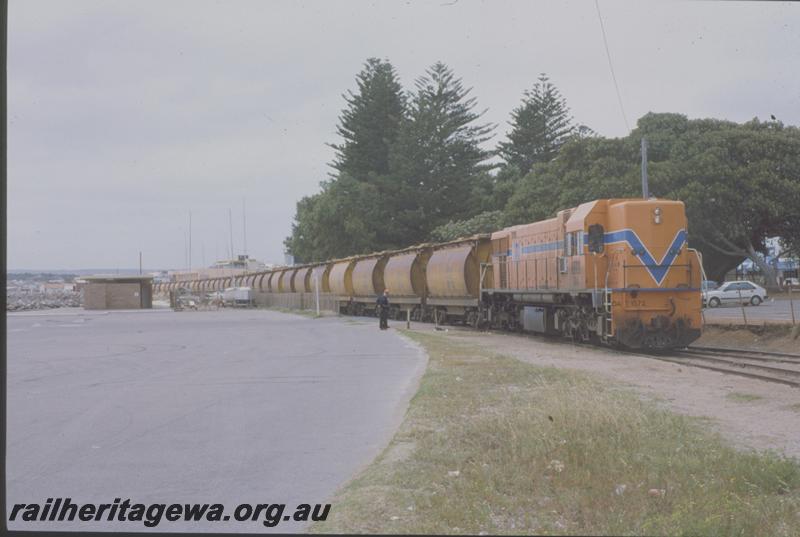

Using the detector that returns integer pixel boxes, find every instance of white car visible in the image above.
[704,280,768,308]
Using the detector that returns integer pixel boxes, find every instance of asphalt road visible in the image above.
[6,308,427,532]
[702,297,799,324]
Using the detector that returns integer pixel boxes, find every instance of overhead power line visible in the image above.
[594,0,630,132]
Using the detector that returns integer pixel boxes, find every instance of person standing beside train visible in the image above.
[376,289,390,330]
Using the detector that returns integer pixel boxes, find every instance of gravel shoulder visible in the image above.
[410,323,800,459]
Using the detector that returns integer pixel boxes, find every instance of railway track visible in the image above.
[652,346,800,388]
[513,329,800,388]
[358,315,800,388]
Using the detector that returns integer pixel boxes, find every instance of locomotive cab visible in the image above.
[599,199,702,349]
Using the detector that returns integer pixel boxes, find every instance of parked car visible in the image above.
[222,287,255,307]
[704,280,768,308]
[175,294,199,311]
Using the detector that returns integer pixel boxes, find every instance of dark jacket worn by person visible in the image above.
[377,295,389,329]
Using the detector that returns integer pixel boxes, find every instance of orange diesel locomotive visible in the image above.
[486,198,703,349]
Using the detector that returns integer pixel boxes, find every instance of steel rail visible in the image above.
[648,353,800,389]
[674,351,800,377]
[687,345,800,361]
[681,347,800,366]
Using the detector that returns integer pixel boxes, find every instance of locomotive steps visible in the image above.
[313,328,800,536]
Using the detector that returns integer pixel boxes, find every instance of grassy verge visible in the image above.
[313,331,800,536]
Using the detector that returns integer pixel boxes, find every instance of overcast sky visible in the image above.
[8,0,800,270]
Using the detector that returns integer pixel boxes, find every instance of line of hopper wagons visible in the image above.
[156,234,494,327]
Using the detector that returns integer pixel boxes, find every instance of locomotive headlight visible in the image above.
[654,207,662,224]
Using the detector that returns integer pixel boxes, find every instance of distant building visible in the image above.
[83,275,153,310]
[150,270,171,284]
[168,255,272,282]
[210,255,268,272]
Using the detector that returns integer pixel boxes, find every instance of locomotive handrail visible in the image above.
[479,262,490,324]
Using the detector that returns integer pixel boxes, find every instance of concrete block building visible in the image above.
[83,275,153,310]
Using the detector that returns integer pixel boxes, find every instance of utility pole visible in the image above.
[228,208,235,260]
[189,211,192,273]
[242,197,248,257]
[315,271,320,316]
[641,137,649,199]
[242,198,248,283]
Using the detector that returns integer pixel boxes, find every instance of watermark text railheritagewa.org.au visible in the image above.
[9,498,330,528]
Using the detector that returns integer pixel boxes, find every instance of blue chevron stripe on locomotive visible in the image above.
[499,228,687,286]
[600,228,688,286]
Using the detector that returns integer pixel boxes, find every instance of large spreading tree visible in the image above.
[661,117,800,288]
[504,113,800,287]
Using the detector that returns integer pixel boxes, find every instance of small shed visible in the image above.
[83,275,153,310]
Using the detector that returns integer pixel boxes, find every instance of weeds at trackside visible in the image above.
[261,307,322,318]
[312,331,800,536]
[726,392,764,403]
